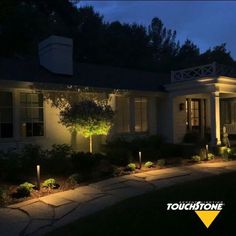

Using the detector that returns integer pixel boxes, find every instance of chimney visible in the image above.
[39,35,73,75]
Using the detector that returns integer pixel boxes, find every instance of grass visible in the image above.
[48,171,236,236]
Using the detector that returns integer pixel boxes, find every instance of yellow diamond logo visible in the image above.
[195,211,221,228]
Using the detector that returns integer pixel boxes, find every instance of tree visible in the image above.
[148,17,179,72]
[60,100,114,153]
[200,43,235,65]
[176,39,200,68]
[0,0,79,56]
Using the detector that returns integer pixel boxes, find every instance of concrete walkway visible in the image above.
[1,160,236,236]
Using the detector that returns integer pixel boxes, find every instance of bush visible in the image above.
[42,178,57,189]
[144,161,155,168]
[104,135,164,166]
[13,186,31,198]
[67,173,80,186]
[192,155,201,162]
[157,159,166,167]
[1,149,22,182]
[126,163,136,171]
[71,152,103,171]
[103,145,132,166]
[45,144,73,175]
[219,147,232,161]
[207,152,215,160]
[0,187,6,206]
[19,182,35,192]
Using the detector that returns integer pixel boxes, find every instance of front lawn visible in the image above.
[48,171,236,236]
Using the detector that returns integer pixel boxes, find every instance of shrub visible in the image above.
[71,152,102,171]
[12,181,35,198]
[42,178,57,189]
[67,173,80,186]
[126,163,136,171]
[49,144,72,159]
[45,144,73,175]
[144,161,155,168]
[157,159,166,167]
[192,155,201,162]
[19,182,35,192]
[1,149,22,182]
[207,152,215,160]
[13,186,31,198]
[103,144,132,166]
[104,135,164,166]
[19,144,47,177]
[0,187,6,206]
[219,147,232,161]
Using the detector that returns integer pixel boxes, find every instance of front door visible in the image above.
[186,99,205,133]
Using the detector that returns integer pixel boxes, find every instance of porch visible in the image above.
[166,62,236,145]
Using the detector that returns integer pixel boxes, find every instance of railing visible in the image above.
[171,62,236,83]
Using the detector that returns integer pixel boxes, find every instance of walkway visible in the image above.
[1,160,236,236]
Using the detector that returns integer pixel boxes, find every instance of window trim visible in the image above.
[19,92,45,138]
[115,95,130,133]
[134,97,149,133]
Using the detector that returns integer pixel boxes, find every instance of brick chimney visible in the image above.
[39,35,73,75]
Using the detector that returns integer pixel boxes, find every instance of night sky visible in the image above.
[79,1,236,59]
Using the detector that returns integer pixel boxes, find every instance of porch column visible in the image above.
[210,92,221,145]
[200,99,205,138]
[187,98,192,131]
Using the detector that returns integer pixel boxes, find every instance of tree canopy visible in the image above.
[60,100,114,152]
[0,0,235,72]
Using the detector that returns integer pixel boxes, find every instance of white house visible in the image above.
[0,35,236,152]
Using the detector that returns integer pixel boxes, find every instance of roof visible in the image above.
[0,57,170,92]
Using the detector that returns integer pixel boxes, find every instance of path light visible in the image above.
[139,151,142,169]
[36,165,41,190]
[205,144,209,160]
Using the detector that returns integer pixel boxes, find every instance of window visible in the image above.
[186,99,203,132]
[134,97,148,132]
[0,92,13,138]
[221,100,231,124]
[20,93,44,137]
[191,99,200,128]
[116,96,130,132]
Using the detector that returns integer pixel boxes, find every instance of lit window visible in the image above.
[134,97,148,132]
[20,93,44,137]
[0,92,13,138]
[116,96,130,132]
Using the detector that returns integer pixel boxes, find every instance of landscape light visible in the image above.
[139,151,142,169]
[36,165,41,190]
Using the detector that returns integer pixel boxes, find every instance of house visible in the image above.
[0,35,236,152]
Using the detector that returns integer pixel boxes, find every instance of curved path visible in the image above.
[1,160,236,236]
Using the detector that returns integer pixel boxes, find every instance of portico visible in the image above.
[166,62,236,146]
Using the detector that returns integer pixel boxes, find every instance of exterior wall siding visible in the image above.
[0,88,163,152]
[173,96,186,143]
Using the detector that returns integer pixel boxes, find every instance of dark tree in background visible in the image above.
[0,0,235,72]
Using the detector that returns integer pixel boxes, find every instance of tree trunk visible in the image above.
[89,135,93,153]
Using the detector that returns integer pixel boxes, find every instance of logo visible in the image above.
[167,201,224,228]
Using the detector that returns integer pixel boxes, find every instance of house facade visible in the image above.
[0,35,236,152]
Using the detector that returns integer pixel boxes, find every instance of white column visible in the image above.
[187,98,192,131]
[200,99,205,138]
[210,92,221,145]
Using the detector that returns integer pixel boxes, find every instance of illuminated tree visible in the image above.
[60,100,114,153]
